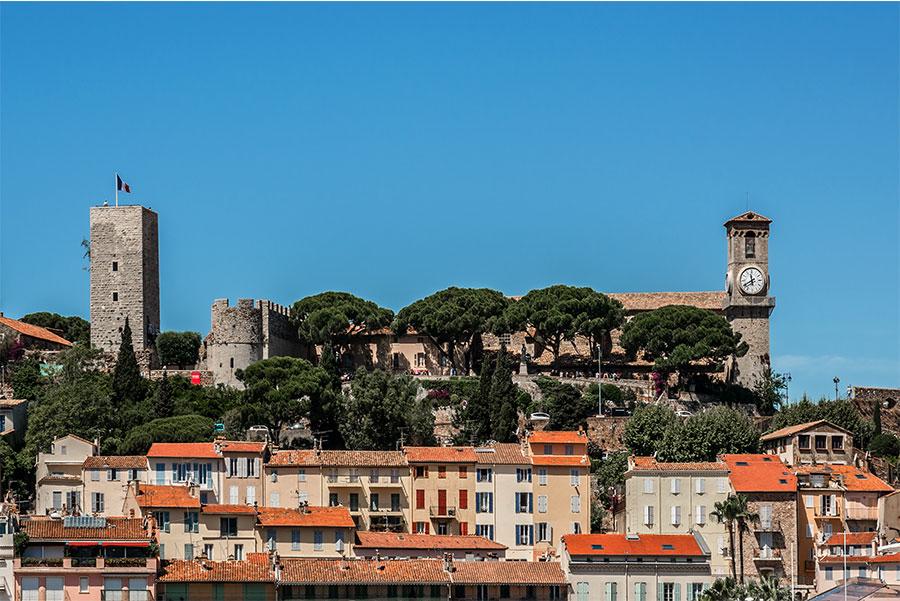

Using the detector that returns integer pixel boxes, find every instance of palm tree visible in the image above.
[712,494,760,584]
[700,577,743,601]
[747,576,790,601]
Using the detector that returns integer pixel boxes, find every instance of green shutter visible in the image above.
[243,583,267,601]
[658,583,665,601]
[162,583,188,600]
[213,583,224,601]
[674,584,681,601]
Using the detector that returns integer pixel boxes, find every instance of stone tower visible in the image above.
[723,211,775,387]
[89,205,160,369]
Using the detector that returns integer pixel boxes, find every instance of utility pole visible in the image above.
[833,376,841,401]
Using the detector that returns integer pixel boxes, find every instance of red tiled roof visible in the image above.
[355,532,506,551]
[721,454,796,493]
[0,399,26,408]
[607,292,726,312]
[631,457,727,472]
[451,561,567,585]
[530,455,589,467]
[529,431,586,444]
[0,316,73,347]
[158,559,275,583]
[21,517,148,541]
[267,450,319,467]
[825,532,877,547]
[218,441,266,454]
[404,446,477,463]
[147,442,218,459]
[822,465,894,493]
[201,504,257,515]
[319,450,407,467]
[563,533,706,557]
[870,553,900,564]
[280,558,449,584]
[83,456,148,469]
[256,506,354,528]
[135,484,201,509]
[474,443,527,465]
[760,420,842,442]
[819,555,871,564]
[724,211,773,226]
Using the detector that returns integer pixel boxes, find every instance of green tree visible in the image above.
[455,352,497,445]
[752,369,788,416]
[769,396,874,451]
[394,287,510,374]
[711,494,758,583]
[9,356,42,401]
[20,312,90,345]
[111,318,147,406]
[658,407,760,462]
[593,451,628,504]
[153,372,174,418]
[869,433,900,459]
[341,369,434,450]
[874,401,882,436]
[700,578,743,601]
[583,383,626,414]
[623,404,677,456]
[490,346,519,443]
[746,577,791,601]
[533,377,597,431]
[620,305,747,384]
[238,356,332,443]
[165,375,243,419]
[155,331,202,369]
[502,285,624,369]
[291,292,393,353]
[118,414,215,455]
[310,347,345,449]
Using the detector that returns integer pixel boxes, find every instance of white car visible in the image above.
[675,410,693,418]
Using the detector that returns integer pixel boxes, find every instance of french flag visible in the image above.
[116,174,131,193]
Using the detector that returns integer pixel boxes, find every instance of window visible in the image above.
[459,466,467,479]
[107,468,118,481]
[745,233,756,258]
[91,492,105,514]
[573,522,582,534]
[476,468,492,482]
[184,544,194,560]
[689,583,704,601]
[538,468,548,485]
[544,444,553,455]
[220,517,238,537]
[475,524,494,540]
[799,435,811,450]
[459,490,468,510]
[414,522,428,534]
[52,491,62,510]
[634,582,647,601]
[644,478,654,494]
[833,436,844,450]
[516,524,534,546]
[571,495,582,513]
[229,486,239,504]
[112,292,119,302]
[517,468,532,483]
[576,582,590,601]
[662,583,676,601]
[605,582,618,601]
[515,492,533,513]
[270,492,280,506]
[415,353,426,368]
[644,505,654,526]
[825,567,833,581]
[312,531,323,552]
[499,333,511,345]
[246,486,256,505]
[233,544,243,561]
[416,490,425,510]
[696,505,706,525]
[717,478,727,493]
[500,585,510,599]
[203,544,213,560]
[438,466,446,479]
[759,504,773,529]
[184,511,199,533]
[292,528,301,551]
[476,492,493,514]
[80,577,89,593]
[415,466,427,478]
[91,469,100,482]
[537,495,548,513]
[370,493,380,511]
[269,528,280,552]
[570,469,580,486]
[349,493,359,512]
[565,444,574,456]
[112,261,118,272]
[671,478,681,494]
[391,494,401,512]
[328,493,339,507]
[815,435,827,451]
[671,505,681,526]
[550,586,562,601]
[537,522,550,542]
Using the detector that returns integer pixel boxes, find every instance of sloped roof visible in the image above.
[135,484,201,509]
[319,450,407,467]
[631,457,728,472]
[158,559,275,583]
[760,420,848,442]
[724,211,772,226]
[474,443,527,465]
[563,533,706,557]
[267,449,319,467]
[451,561,567,585]
[147,442,218,459]
[21,516,148,541]
[201,504,258,515]
[256,506,354,528]
[355,532,506,551]
[529,431,586,445]
[798,464,894,493]
[825,532,877,547]
[721,454,796,493]
[404,446,477,463]
[280,558,449,584]
[83,456,148,469]
[0,316,73,347]
[218,441,266,454]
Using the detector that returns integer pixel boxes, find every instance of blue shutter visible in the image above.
[528,525,534,545]
[489,493,493,513]
[528,493,533,513]
[515,493,520,514]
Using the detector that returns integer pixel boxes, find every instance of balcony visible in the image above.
[101,592,154,601]
[754,519,781,532]
[430,505,457,518]
[326,476,363,487]
[368,477,404,488]
[844,507,878,521]
[15,557,158,572]
[754,547,783,562]
[370,506,404,516]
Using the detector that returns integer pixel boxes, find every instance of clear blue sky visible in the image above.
[2,3,897,400]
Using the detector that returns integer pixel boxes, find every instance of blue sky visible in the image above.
[1,3,897,400]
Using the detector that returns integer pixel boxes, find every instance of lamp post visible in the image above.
[784,372,792,406]
[833,376,840,401]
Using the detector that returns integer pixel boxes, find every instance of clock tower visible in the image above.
[723,211,775,387]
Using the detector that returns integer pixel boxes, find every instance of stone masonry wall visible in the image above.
[737,494,798,585]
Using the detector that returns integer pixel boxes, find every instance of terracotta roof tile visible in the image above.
[280,558,449,584]
[799,464,894,493]
[607,292,726,312]
[529,431,586,444]
[631,457,728,472]
[721,454,796,493]
[451,561,567,585]
[825,532,877,546]
[869,553,900,564]
[201,504,258,515]
[320,450,407,467]
[474,443,527,465]
[0,399,26,408]
[355,532,506,551]
[563,533,706,557]
[760,420,842,442]
[147,442,218,459]
[404,446,477,463]
[159,559,275,583]
[256,506,354,528]
[267,450,319,467]
[219,441,266,454]
[135,484,201,509]
[22,516,148,541]
[819,555,871,564]
[83,456,148,469]
[530,455,589,467]
[0,316,73,347]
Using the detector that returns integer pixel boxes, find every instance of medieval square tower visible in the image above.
[89,205,160,368]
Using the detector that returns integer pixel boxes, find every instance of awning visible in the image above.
[67,541,100,547]
[101,541,150,547]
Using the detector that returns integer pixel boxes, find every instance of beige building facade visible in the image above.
[761,420,854,467]
[35,435,97,515]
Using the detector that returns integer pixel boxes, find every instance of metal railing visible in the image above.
[844,507,878,520]
[429,505,457,517]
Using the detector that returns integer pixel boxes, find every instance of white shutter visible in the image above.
[246,486,256,505]
[270,492,280,506]
[229,486,238,504]
[644,505,654,526]
[538,495,548,513]
[671,505,681,526]
[696,505,706,525]
[671,479,680,494]
[695,478,705,494]
[644,478,654,494]
[254,458,261,477]
[225,459,232,477]
[717,478,727,493]
[830,495,837,516]
[760,505,772,528]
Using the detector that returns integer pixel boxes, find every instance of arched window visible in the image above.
[745,232,756,258]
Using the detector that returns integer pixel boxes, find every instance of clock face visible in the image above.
[739,267,765,295]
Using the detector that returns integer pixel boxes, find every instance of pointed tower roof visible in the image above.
[724,211,772,227]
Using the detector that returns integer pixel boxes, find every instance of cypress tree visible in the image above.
[154,371,173,418]
[874,401,882,436]
[459,350,496,445]
[112,318,146,406]
[490,344,519,443]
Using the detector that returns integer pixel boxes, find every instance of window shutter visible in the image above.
[528,493,533,513]
[671,479,680,494]
[225,460,231,477]
[830,495,837,516]
[674,584,681,601]
[696,478,705,494]
[254,458,261,477]
[658,583,664,601]
[424,522,429,534]
[634,583,642,601]
[529,525,534,545]
[489,493,493,513]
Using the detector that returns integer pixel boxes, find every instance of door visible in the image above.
[128,577,148,601]
[45,577,64,601]
[104,578,123,601]
[20,577,39,601]
[438,489,447,514]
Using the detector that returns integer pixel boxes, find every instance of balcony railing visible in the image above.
[19,557,64,567]
[814,506,840,518]
[70,557,98,567]
[326,475,363,486]
[430,505,457,518]
[105,557,149,568]
[844,507,878,520]
[754,547,782,561]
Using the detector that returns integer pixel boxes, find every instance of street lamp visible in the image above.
[784,373,792,406]
[833,376,840,401]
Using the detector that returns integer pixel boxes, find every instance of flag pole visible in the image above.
[115,172,119,207]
